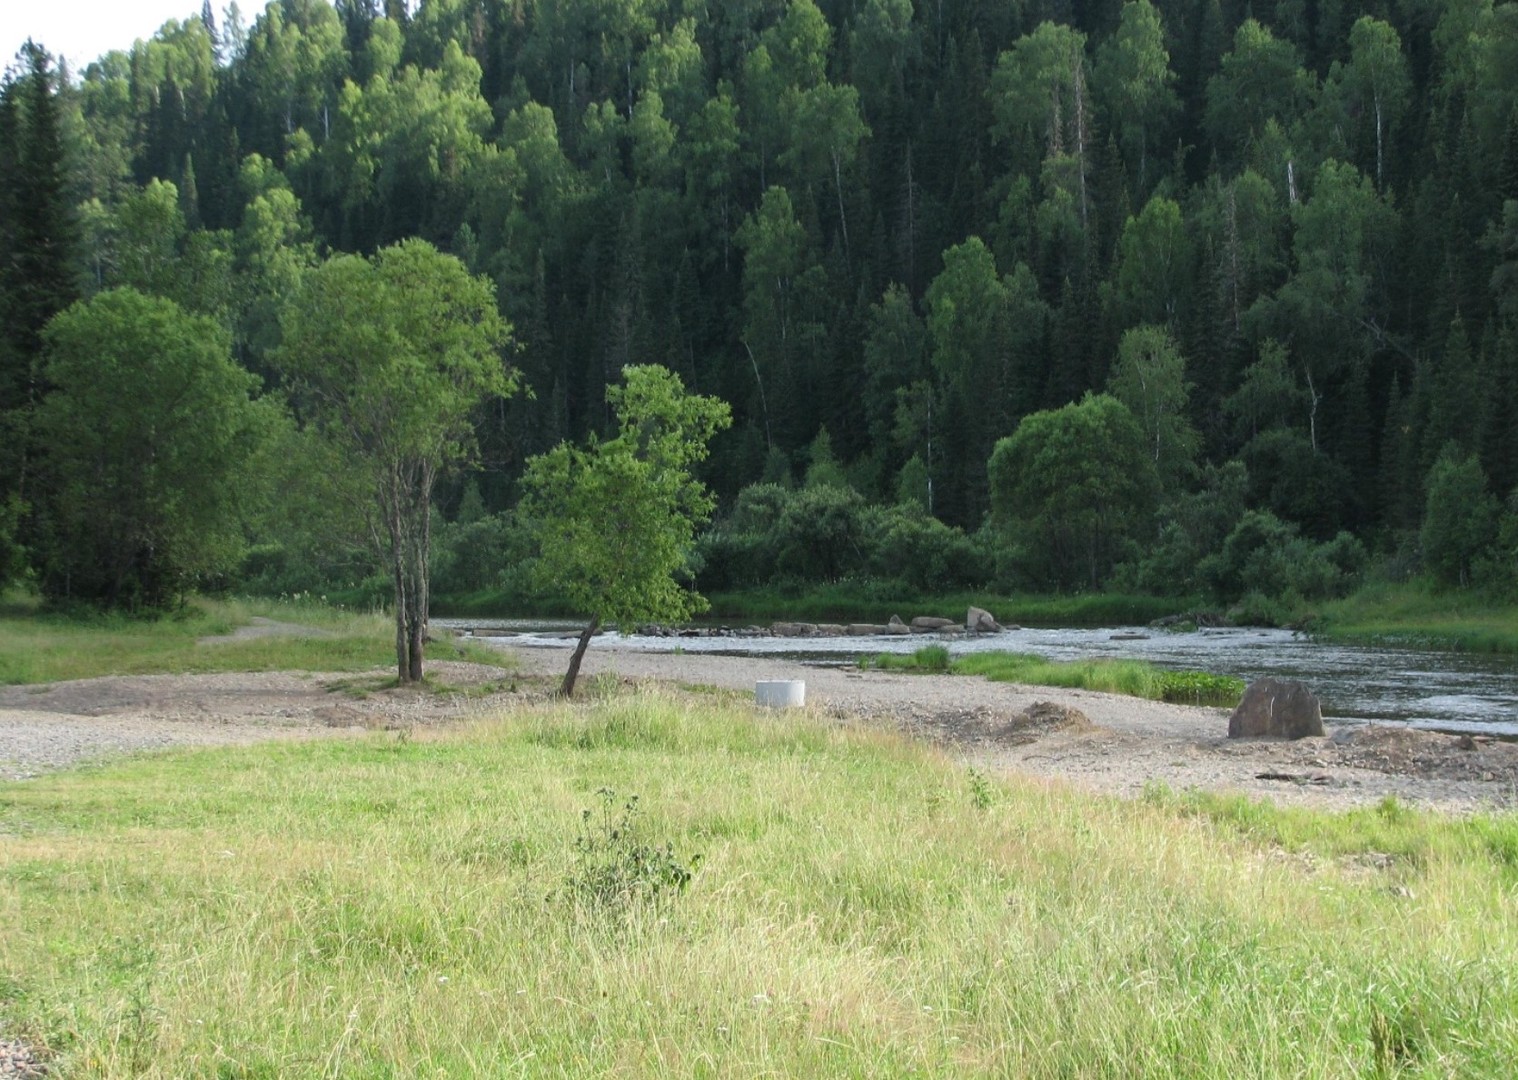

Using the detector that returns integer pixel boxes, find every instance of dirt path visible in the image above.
[3,644,1515,813]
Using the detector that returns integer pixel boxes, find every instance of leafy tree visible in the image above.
[1421,445,1500,588]
[34,288,268,609]
[774,483,869,583]
[1205,20,1316,168]
[1326,16,1410,192]
[988,393,1159,590]
[520,365,730,696]
[1107,324,1198,488]
[274,239,514,683]
[1112,195,1190,327]
[1093,0,1177,193]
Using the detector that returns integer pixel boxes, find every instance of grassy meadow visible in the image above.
[3,685,1516,1076]
[0,594,504,686]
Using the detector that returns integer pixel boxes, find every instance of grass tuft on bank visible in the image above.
[867,647,1245,707]
[2,686,1515,1076]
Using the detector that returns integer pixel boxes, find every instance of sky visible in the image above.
[3,0,277,76]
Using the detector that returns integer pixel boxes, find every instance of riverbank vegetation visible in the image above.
[1309,583,1518,654]
[5,0,1518,652]
[866,646,1245,706]
[3,686,1516,1075]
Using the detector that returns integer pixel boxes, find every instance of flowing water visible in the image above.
[440,618,1518,737]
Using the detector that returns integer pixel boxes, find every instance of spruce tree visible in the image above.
[0,43,78,518]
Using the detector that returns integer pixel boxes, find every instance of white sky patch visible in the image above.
[2,0,277,77]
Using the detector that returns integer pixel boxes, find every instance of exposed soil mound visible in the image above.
[999,701,1094,744]
[1310,726,1518,784]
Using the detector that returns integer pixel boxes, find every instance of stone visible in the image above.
[910,615,956,632]
[847,623,888,636]
[886,615,911,636]
[771,622,820,637]
[966,606,1001,633]
[816,624,846,636]
[1227,678,1325,739]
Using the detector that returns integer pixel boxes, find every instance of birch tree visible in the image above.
[274,239,514,683]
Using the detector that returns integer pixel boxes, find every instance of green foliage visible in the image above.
[988,394,1159,591]
[34,288,268,610]
[521,365,730,692]
[700,484,988,595]
[1155,671,1247,707]
[274,239,515,681]
[20,0,1518,620]
[1421,446,1500,589]
[864,644,950,673]
[1200,510,1366,608]
[866,648,1240,705]
[1107,324,1198,487]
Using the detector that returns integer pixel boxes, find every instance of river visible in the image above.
[438,618,1518,737]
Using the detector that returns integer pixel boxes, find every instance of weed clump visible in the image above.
[559,789,699,915]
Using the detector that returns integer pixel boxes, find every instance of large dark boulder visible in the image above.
[1228,678,1325,739]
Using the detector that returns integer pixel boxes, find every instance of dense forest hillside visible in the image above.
[2,0,1517,609]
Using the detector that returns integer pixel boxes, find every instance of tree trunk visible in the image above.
[833,149,850,258]
[385,459,434,684]
[561,615,601,697]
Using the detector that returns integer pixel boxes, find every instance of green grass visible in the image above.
[1142,782,1518,877]
[2,687,1516,1076]
[0,594,509,685]
[1312,580,1518,653]
[867,648,1245,707]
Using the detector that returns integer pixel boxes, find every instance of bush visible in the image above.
[431,510,536,597]
[866,507,988,593]
[1201,511,1365,606]
[775,485,869,582]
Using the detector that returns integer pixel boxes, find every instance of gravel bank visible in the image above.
[2,649,1514,812]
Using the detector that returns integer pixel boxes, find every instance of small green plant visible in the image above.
[967,768,994,811]
[560,789,700,914]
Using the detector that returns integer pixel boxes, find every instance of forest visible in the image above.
[2,0,1517,619]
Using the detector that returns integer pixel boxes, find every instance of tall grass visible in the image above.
[3,687,1514,1076]
[0,595,506,685]
[1313,580,1518,653]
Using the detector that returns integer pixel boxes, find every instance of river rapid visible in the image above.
[440,619,1518,737]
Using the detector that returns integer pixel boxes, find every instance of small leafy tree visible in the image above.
[1421,446,1499,588]
[521,365,731,696]
[274,239,514,682]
